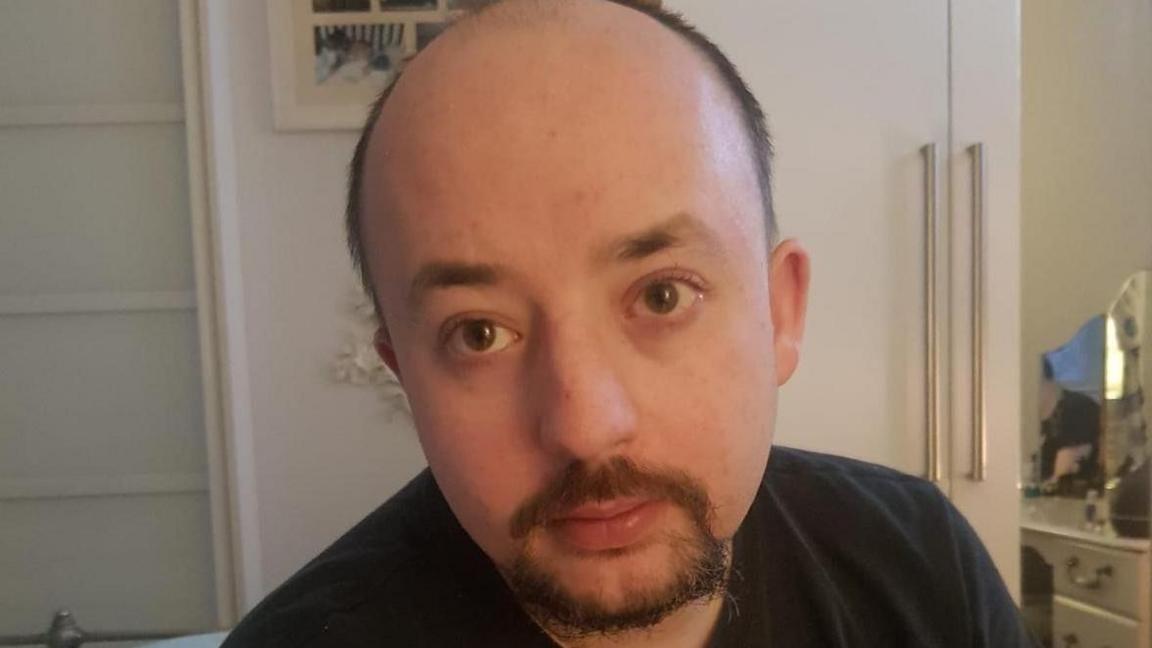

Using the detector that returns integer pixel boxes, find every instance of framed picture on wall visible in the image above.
[267,0,461,130]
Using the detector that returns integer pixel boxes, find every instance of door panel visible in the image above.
[949,0,1022,594]
[664,0,949,477]
[0,0,219,639]
[0,310,206,481]
[0,495,216,631]
[0,0,182,107]
[0,124,194,295]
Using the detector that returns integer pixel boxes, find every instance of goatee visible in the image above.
[503,456,731,639]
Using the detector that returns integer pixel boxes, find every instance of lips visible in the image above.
[548,498,668,552]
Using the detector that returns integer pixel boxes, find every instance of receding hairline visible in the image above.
[451,0,667,28]
[375,0,725,133]
[346,0,776,318]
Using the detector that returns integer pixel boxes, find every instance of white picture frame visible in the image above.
[267,0,460,130]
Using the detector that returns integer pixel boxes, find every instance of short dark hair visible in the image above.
[345,0,775,318]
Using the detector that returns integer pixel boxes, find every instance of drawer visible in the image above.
[1053,595,1143,648]
[1049,539,1149,619]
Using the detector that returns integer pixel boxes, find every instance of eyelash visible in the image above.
[437,269,710,353]
[437,312,514,350]
[634,268,710,306]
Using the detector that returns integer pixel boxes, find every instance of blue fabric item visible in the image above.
[141,632,229,648]
[1044,314,1105,403]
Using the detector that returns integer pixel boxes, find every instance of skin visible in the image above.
[361,1,810,645]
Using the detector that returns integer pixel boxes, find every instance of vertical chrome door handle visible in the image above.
[922,143,942,483]
[969,143,987,482]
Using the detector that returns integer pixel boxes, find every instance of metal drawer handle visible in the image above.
[1065,556,1113,589]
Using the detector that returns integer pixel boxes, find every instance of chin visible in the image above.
[504,519,730,637]
[537,535,688,610]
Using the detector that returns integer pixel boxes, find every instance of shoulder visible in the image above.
[1063,389,1099,408]
[766,445,925,481]
[765,445,943,510]
[760,449,950,597]
[1062,390,1101,422]
[221,470,463,648]
[757,447,1033,646]
[762,446,961,565]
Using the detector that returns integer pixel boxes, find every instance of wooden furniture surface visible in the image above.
[1025,523,1152,648]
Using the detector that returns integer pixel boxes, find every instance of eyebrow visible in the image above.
[405,212,722,311]
[407,261,506,311]
[599,211,724,263]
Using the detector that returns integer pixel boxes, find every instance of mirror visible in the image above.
[1023,270,1152,532]
[1034,315,1105,495]
[1103,272,1151,473]
[1103,271,1152,536]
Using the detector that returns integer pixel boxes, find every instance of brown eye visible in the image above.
[448,319,518,356]
[643,281,681,315]
[462,320,495,351]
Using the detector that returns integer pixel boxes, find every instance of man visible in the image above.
[1038,357,1101,493]
[224,0,1033,645]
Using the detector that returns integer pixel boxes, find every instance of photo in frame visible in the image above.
[268,0,462,130]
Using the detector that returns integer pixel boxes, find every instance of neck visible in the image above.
[545,594,727,648]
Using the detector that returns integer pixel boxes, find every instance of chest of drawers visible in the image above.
[1023,523,1152,647]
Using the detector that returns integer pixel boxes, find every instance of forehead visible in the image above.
[360,1,762,305]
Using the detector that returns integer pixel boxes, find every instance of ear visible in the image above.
[768,239,811,386]
[374,325,403,382]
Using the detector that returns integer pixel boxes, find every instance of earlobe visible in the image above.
[768,239,811,386]
[374,325,403,381]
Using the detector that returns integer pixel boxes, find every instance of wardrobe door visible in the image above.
[949,0,1022,594]
[665,1,950,483]
[0,0,228,639]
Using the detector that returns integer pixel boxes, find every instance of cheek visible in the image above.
[653,295,777,537]
[400,358,542,563]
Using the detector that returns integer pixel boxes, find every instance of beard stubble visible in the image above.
[502,456,731,639]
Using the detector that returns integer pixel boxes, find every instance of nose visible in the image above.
[527,317,639,463]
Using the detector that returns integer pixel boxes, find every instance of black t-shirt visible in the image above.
[1039,389,1101,481]
[222,447,1035,647]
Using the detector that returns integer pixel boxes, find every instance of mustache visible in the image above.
[509,456,714,540]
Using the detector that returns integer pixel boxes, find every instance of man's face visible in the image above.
[361,1,806,634]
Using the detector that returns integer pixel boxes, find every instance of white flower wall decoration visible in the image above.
[332,287,411,415]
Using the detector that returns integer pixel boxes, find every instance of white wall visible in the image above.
[200,0,426,609]
[1021,1,1152,462]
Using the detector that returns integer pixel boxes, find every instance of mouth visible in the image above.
[548,497,668,553]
